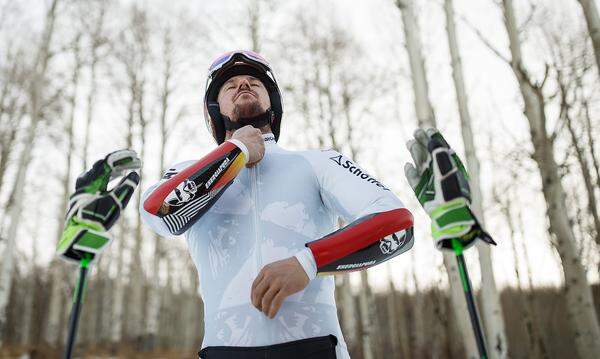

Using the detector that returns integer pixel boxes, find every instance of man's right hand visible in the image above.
[57,150,141,263]
[231,125,265,167]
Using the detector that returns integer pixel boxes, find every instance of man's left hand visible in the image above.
[404,128,495,251]
[251,257,309,319]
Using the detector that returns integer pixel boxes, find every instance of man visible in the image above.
[140,51,415,358]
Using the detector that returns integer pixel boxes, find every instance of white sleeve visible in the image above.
[139,160,196,237]
[303,149,405,222]
[295,150,407,280]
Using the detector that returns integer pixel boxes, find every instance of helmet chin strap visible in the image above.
[222,108,273,132]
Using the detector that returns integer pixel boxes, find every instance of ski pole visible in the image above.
[452,239,488,359]
[64,255,91,359]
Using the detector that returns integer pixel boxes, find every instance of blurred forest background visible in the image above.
[1,0,600,358]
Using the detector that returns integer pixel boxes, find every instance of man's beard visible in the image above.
[232,100,264,121]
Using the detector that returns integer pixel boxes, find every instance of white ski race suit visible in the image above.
[140,133,413,358]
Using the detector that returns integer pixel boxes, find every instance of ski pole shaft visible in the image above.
[452,240,488,359]
[64,257,91,359]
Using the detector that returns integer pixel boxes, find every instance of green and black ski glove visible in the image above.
[57,150,142,263]
[404,128,496,251]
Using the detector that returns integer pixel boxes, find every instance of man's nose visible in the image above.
[238,78,252,90]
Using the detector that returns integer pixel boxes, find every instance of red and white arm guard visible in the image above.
[294,149,416,278]
[296,208,414,277]
[143,139,248,235]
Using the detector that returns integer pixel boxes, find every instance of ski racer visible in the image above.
[140,50,415,359]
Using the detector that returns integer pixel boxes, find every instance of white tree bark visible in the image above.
[92,258,107,344]
[248,0,261,52]
[395,0,479,356]
[577,0,600,73]
[397,0,435,125]
[502,1,600,357]
[128,85,146,345]
[20,224,40,346]
[339,274,358,351]
[109,222,127,345]
[358,270,374,359]
[145,28,174,346]
[514,203,549,358]
[443,0,508,357]
[116,7,151,343]
[82,2,106,170]
[385,263,400,358]
[0,0,60,344]
[110,117,135,345]
[410,255,426,357]
[45,33,84,348]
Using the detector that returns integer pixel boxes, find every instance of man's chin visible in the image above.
[233,101,264,120]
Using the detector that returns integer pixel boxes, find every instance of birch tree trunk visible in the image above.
[514,203,548,358]
[410,255,425,357]
[396,0,435,125]
[248,0,261,52]
[20,218,41,346]
[358,270,374,359]
[396,271,412,359]
[119,7,151,345]
[502,1,600,357]
[145,28,174,348]
[92,258,106,344]
[110,223,126,346]
[444,0,508,357]
[338,275,358,352]
[82,3,106,170]
[395,0,479,356]
[0,0,60,345]
[577,0,600,73]
[47,32,83,348]
[55,33,81,287]
[110,98,136,346]
[385,263,400,358]
[129,82,147,348]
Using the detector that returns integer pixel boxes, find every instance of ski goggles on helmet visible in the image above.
[205,50,279,93]
[208,50,269,74]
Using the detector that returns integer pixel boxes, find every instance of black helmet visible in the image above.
[204,50,283,144]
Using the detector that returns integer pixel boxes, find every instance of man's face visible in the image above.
[217,75,271,121]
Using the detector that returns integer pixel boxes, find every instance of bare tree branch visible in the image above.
[458,13,511,64]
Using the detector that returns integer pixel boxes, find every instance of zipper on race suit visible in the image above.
[250,164,268,333]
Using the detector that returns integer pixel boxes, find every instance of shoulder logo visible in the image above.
[329,154,343,165]
[328,154,389,191]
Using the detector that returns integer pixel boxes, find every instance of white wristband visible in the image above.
[226,139,249,160]
[294,247,318,281]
